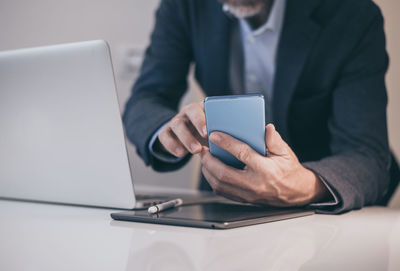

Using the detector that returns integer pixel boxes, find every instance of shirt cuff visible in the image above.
[148,122,186,163]
[309,174,340,207]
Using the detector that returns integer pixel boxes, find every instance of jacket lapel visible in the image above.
[273,0,321,143]
[202,2,233,96]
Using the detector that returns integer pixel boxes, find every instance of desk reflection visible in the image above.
[111,208,399,271]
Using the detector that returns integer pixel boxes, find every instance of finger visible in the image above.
[169,117,203,154]
[158,127,188,157]
[201,166,248,203]
[184,102,207,138]
[209,132,260,166]
[200,146,209,158]
[186,120,209,147]
[200,148,250,189]
[265,124,290,157]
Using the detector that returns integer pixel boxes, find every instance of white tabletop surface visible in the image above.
[1,199,399,271]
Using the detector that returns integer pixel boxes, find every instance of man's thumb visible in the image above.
[265,124,289,156]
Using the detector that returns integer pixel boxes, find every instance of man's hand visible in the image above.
[158,102,208,158]
[200,124,329,206]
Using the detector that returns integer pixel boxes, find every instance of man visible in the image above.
[123,0,398,213]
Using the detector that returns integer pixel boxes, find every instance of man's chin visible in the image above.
[225,3,264,19]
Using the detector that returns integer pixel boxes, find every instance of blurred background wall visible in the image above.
[0,0,398,204]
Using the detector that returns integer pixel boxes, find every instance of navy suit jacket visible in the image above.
[123,0,394,213]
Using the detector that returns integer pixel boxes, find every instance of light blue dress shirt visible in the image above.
[240,0,286,124]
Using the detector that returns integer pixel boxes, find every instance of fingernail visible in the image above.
[210,133,220,142]
[202,126,208,137]
[175,148,183,156]
[191,143,201,153]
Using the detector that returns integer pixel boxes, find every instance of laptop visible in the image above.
[0,40,313,228]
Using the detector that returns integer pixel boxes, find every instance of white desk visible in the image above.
[1,200,399,271]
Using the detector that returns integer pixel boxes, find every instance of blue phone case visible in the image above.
[204,94,266,169]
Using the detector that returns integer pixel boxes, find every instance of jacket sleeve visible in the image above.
[303,7,391,214]
[122,0,193,172]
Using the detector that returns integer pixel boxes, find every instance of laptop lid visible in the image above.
[0,40,136,209]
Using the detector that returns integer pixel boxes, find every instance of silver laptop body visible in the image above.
[0,40,136,209]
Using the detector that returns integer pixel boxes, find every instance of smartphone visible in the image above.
[204,94,266,169]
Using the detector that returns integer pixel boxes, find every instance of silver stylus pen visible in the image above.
[148,198,183,214]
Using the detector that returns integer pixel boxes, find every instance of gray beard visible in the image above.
[225,2,265,18]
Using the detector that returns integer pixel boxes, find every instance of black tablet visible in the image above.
[111,202,313,229]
